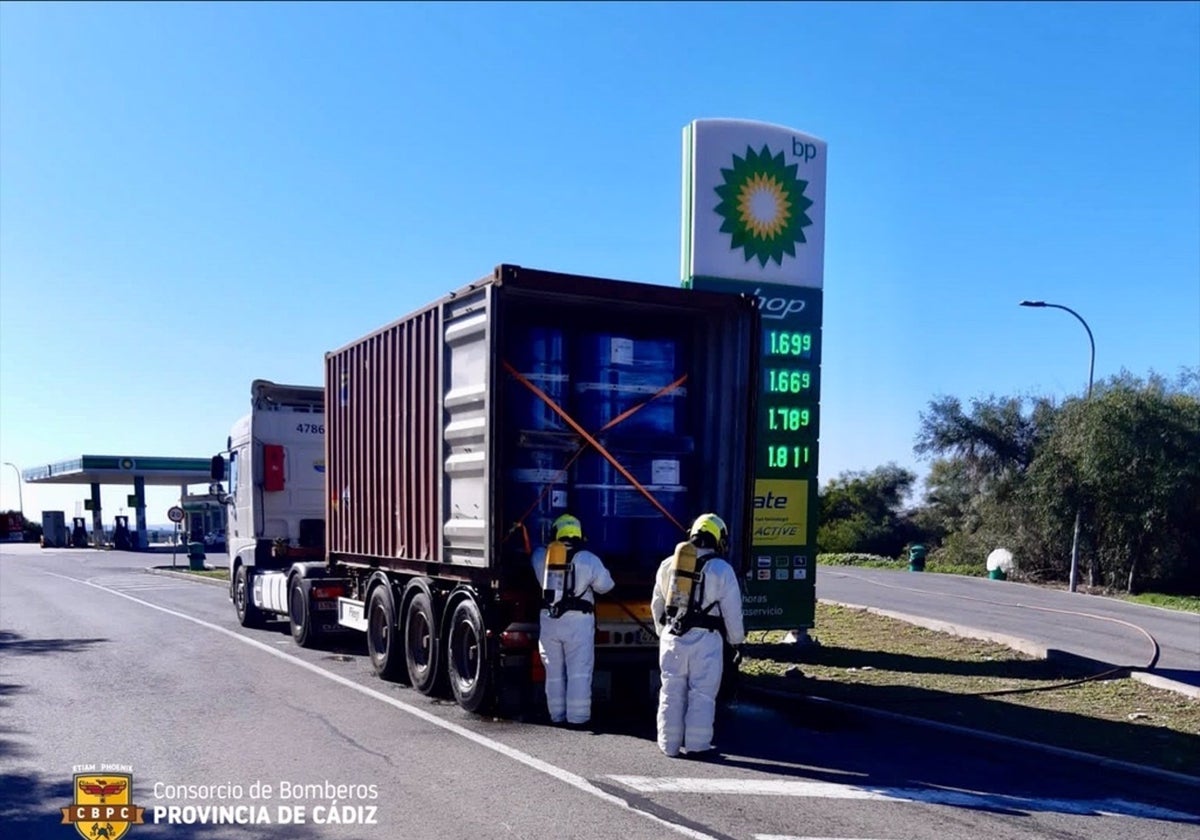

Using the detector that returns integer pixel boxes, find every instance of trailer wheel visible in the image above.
[367,585,406,681]
[447,597,492,713]
[289,575,321,649]
[404,590,442,695]
[233,565,264,628]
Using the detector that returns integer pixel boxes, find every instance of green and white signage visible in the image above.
[682,118,826,631]
[682,119,827,288]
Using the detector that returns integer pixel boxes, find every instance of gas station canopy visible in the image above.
[23,455,212,486]
[23,455,216,550]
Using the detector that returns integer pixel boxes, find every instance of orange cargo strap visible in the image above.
[531,369,688,488]
[502,360,687,535]
[505,363,689,539]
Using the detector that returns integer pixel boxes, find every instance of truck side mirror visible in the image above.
[210,455,226,481]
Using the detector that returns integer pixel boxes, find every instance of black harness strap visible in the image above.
[545,546,595,618]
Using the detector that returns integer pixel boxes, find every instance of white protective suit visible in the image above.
[651,548,745,756]
[530,544,615,724]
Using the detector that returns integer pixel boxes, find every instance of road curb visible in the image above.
[1131,670,1200,699]
[820,598,1199,699]
[738,684,1200,789]
[145,567,228,587]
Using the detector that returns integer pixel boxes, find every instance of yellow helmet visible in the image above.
[689,513,728,551]
[552,513,583,541]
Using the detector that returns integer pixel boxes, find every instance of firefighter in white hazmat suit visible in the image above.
[651,513,745,757]
[530,514,615,726]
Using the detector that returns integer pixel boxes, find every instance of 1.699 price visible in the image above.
[766,330,813,357]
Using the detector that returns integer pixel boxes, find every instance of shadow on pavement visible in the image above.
[0,630,110,657]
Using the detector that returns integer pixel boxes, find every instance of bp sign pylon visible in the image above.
[682,118,826,631]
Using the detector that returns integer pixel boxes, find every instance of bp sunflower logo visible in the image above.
[714,144,814,267]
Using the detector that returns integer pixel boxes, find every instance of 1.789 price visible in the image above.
[766,406,811,431]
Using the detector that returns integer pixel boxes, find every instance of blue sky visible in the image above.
[1,1,1197,524]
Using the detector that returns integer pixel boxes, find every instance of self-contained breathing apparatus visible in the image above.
[662,541,726,636]
[542,540,595,619]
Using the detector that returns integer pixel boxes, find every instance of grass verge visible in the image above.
[739,603,1200,777]
[167,568,230,580]
[1120,593,1200,613]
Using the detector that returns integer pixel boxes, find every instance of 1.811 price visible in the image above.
[766,444,812,470]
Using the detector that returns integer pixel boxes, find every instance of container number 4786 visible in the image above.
[296,423,325,434]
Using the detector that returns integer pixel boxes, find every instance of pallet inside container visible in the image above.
[498,302,702,584]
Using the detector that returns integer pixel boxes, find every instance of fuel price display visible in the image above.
[689,277,822,632]
[758,325,820,478]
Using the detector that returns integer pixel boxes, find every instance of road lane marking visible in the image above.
[754,836,893,840]
[608,777,1199,821]
[98,582,192,592]
[40,571,718,840]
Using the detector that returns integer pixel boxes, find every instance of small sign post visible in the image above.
[167,506,185,568]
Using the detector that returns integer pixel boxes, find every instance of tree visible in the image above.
[912,370,1200,593]
[818,464,919,556]
[1041,371,1200,592]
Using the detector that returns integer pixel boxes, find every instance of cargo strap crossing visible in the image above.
[503,359,688,554]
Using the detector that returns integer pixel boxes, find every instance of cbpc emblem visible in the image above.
[60,774,144,839]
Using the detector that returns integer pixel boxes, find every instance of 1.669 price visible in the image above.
[765,369,811,394]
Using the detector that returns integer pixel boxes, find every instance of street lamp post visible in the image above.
[1019,300,1095,593]
[3,462,23,521]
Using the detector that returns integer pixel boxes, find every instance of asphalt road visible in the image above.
[815,566,1200,691]
[2,543,1197,840]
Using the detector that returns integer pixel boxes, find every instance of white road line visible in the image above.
[608,777,1198,821]
[754,836,892,840]
[40,571,717,840]
[102,583,191,592]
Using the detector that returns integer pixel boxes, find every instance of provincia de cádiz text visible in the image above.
[151,779,380,826]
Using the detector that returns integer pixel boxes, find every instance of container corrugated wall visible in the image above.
[326,306,442,565]
[323,264,757,580]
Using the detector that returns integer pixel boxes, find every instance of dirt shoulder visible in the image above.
[738,603,1200,779]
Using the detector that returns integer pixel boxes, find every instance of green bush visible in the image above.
[817,553,902,568]
[816,551,986,577]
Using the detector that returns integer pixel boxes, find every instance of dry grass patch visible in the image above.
[739,603,1200,776]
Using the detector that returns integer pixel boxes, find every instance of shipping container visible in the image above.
[325,264,758,579]
[218,264,759,716]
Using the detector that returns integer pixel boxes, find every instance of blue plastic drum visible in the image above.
[508,447,570,547]
[574,334,684,436]
[508,327,567,431]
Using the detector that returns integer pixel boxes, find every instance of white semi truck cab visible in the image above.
[211,379,347,645]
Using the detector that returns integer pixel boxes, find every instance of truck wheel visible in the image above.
[447,597,492,713]
[234,565,264,628]
[404,590,442,695]
[367,585,406,681]
[289,575,321,649]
